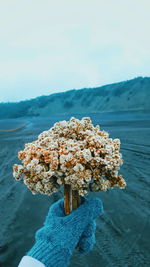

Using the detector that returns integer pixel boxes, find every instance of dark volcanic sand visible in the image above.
[0,112,150,267]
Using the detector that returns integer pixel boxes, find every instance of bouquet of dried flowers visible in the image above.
[13,117,126,214]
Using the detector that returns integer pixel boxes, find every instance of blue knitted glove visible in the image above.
[27,196,103,267]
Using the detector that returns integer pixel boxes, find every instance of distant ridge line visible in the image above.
[0,77,149,118]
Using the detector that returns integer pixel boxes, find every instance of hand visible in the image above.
[27,196,103,267]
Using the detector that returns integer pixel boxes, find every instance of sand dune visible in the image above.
[0,112,150,267]
[0,77,150,119]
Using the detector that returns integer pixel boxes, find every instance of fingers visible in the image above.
[68,196,103,223]
[49,199,65,216]
[77,221,96,254]
[45,196,103,232]
[44,199,65,225]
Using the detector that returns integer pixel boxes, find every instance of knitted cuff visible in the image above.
[27,240,71,267]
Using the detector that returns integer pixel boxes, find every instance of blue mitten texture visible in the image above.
[78,220,97,254]
[27,196,103,267]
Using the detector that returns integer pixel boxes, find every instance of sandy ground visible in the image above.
[0,112,150,267]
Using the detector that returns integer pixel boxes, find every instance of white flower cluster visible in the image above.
[13,117,126,196]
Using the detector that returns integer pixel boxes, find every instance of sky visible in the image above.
[0,0,150,102]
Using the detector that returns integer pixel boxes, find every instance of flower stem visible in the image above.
[64,184,81,215]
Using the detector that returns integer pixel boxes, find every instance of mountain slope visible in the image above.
[0,77,149,118]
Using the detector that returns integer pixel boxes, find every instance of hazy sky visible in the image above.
[0,0,150,102]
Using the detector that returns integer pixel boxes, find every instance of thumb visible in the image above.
[77,220,96,254]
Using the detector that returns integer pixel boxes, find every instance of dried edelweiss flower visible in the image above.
[12,117,126,196]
